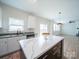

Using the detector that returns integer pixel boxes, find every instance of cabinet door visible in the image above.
[0,7,2,27]
[0,39,8,56]
[18,36,26,40]
[7,37,20,53]
[27,15,36,28]
[50,42,62,59]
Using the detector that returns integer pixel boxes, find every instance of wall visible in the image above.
[0,3,28,32]
[0,6,2,27]
[0,2,54,35]
[35,17,53,36]
[62,21,79,36]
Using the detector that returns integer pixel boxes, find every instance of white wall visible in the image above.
[0,6,2,27]
[62,22,79,36]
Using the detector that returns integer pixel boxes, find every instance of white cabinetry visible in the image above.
[27,15,36,28]
[18,36,26,40]
[0,7,2,27]
[7,37,20,53]
[7,36,26,53]
[0,35,26,56]
[0,39,8,56]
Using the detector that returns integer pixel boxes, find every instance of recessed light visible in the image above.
[33,0,37,3]
[28,0,37,3]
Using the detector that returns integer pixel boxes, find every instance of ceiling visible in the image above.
[0,0,79,23]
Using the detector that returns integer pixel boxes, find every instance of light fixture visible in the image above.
[59,12,61,14]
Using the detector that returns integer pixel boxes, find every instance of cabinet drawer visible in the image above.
[52,41,61,52]
[0,39,8,56]
[38,49,53,59]
[38,54,49,59]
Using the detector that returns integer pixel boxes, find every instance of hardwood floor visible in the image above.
[61,35,79,59]
[0,50,26,59]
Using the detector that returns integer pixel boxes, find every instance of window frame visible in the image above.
[40,24,48,35]
[9,17,24,31]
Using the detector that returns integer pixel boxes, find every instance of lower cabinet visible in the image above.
[0,39,8,56]
[7,37,20,53]
[38,51,52,59]
[38,40,63,59]
[0,35,26,59]
[0,36,26,57]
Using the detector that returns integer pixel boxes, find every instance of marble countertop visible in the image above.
[19,35,64,59]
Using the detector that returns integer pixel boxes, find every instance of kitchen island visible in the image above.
[19,35,64,59]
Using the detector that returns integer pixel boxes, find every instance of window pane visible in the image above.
[9,17,24,31]
[9,17,24,26]
[40,24,48,35]
[40,24,44,29]
[53,24,60,31]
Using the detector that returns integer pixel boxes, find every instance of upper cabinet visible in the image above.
[27,15,36,28]
[0,7,2,27]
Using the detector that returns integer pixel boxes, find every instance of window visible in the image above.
[9,17,24,31]
[40,24,48,35]
[53,24,60,32]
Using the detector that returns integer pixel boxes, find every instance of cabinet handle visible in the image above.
[51,50,58,55]
[53,47,57,51]
[43,55,48,59]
